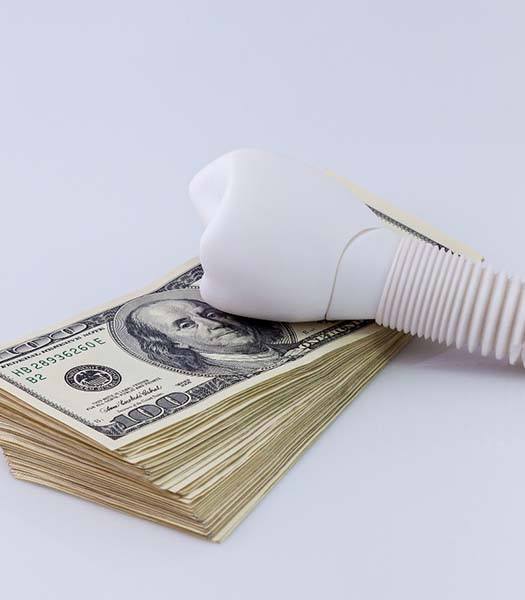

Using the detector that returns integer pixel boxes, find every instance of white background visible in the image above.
[2,2,525,598]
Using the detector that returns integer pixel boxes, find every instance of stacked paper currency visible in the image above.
[0,258,408,541]
[0,186,482,542]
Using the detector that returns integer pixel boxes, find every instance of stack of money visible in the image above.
[0,182,483,542]
[0,258,408,541]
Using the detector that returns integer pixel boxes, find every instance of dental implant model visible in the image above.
[190,149,525,366]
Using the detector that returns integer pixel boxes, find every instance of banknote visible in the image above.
[0,259,378,450]
[0,182,481,452]
[328,172,483,261]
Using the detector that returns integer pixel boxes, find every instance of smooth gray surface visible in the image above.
[2,2,525,599]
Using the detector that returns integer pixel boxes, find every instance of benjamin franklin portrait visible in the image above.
[111,289,298,377]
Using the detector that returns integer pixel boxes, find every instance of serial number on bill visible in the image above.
[9,338,106,383]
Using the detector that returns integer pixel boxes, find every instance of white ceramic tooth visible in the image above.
[191,150,525,368]
[189,153,232,227]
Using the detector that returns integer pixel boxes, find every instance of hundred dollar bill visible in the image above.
[328,172,483,260]
[0,189,480,453]
[0,259,382,450]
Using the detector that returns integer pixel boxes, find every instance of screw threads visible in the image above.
[376,236,525,366]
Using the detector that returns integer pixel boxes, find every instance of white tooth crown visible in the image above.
[190,148,397,322]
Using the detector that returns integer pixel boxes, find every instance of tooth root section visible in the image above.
[376,236,525,366]
[509,292,525,365]
[436,253,462,344]
[395,238,422,332]
[455,262,483,350]
[425,249,451,340]
[494,277,521,360]
[445,260,473,347]
[408,243,434,336]
[481,272,508,357]
[402,242,431,334]
[467,267,495,354]
[415,245,441,337]
[417,247,445,338]
[376,236,411,327]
